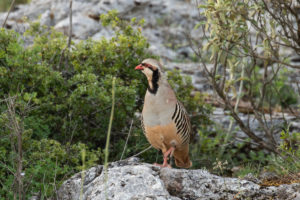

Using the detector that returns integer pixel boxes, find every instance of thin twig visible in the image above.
[234,137,261,147]
[0,160,16,176]
[80,149,86,200]
[68,0,73,49]
[120,119,134,160]
[53,157,58,200]
[62,0,73,73]
[6,95,24,200]
[220,64,246,158]
[2,0,16,28]
[125,145,153,161]
[104,77,116,199]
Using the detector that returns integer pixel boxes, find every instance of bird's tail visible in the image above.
[173,145,192,168]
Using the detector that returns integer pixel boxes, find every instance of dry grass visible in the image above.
[260,173,300,187]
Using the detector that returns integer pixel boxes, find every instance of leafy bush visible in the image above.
[0,11,149,198]
[244,66,298,109]
[265,130,300,175]
[194,0,300,154]
[0,136,101,199]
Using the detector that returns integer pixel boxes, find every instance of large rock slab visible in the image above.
[57,158,300,200]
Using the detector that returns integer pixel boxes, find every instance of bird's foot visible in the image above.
[163,147,175,158]
[153,147,175,168]
[153,154,172,168]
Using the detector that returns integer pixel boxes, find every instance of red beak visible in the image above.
[135,64,144,70]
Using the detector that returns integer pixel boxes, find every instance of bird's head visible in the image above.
[135,58,163,94]
[135,58,163,77]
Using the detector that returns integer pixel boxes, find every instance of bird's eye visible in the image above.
[142,63,153,69]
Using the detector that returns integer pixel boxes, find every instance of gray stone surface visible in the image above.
[58,165,103,200]
[57,158,300,200]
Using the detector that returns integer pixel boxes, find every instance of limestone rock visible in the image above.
[57,158,300,200]
[57,165,103,200]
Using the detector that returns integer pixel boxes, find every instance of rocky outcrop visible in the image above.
[57,158,300,200]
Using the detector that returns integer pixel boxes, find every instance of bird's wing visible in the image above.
[171,101,192,145]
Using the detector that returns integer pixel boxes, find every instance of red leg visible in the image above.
[154,147,175,168]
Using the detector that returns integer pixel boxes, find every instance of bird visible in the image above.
[135,58,192,168]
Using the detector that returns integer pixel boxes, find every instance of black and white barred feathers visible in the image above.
[171,101,191,145]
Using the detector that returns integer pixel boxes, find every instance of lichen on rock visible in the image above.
[57,158,300,200]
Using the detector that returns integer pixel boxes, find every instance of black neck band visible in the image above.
[147,69,159,94]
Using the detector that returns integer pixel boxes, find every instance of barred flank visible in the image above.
[171,102,191,145]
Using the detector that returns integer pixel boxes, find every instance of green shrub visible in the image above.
[0,11,150,146]
[244,66,298,108]
[0,136,101,199]
[0,11,151,198]
[265,130,300,175]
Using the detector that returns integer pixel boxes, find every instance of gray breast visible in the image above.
[142,102,175,126]
[142,79,177,127]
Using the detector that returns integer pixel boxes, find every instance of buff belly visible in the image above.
[144,122,183,153]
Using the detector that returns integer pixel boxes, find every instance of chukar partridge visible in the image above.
[135,58,192,168]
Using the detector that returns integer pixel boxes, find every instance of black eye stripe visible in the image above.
[142,63,155,71]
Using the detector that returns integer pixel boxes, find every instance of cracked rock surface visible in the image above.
[57,158,300,200]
